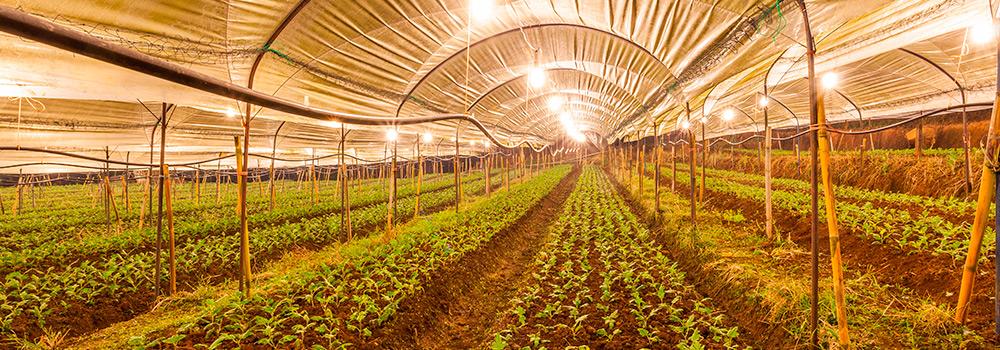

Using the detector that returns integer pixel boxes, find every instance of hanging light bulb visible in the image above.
[547,96,566,111]
[422,132,433,143]
[468,0,494,23]
[759,96,769,107]
[225,107,237,118]
[527,67,546,89]
[386,129,398,142]
[681,120,692,129]
[483,140,491,149]
[821,72,840,90]
[721,109,735,122]
[971,19,995,44]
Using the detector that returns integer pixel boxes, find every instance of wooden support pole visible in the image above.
[235,135,251,294]
[700,123,706,202]
[671,142,676,192]
[454,127,461,212]
[765,126,774,240]
[818,90,851,347]
[124,152,130,213]
[956,93,1000,323]
[795,0,821,344]
[654,123,661,219]
[415,139,423,216]
[154,102,170,296]
[916,120,923,159]
[386,139,397,237]
[340,126,352,240]
[163,164,176,295]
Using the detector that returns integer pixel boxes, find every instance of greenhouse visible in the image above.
[2,0,1000,348]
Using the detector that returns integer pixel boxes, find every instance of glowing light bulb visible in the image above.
[700,117,708,124]
[821,72,839,90]
[547,96,565,111]
[422,132,433,143]
[527,67,546,89]
[225,108,237,118]
[483,140,491,148]
[386,129,398,142]
[681,120,691,129]
[759,96,769,107]
[971,20,995,44]
[722,109,735,122]
[468,0,494,23]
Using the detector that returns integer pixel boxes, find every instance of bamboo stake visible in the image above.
[154,102,170,296]
[654,123,661,219]
[955,93,1000,323]
[163,164,176,295]
[765,126,774,240]
[818,91,851,347]
[124,152,130,213]
[235,135,251,294]
[454,127,461,212]
[340,126,352,240]
[415,139,423,216]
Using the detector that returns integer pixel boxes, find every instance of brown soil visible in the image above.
[370,166,581,349]
[606,170,794,349]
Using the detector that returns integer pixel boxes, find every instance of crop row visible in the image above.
[0,174,428,250]
[0,172,473,275]
[2,169,510,340]
[660,164,993,262]
[123,165,573,348]
[493,166,740,349]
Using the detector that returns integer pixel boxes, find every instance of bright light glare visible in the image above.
[527,67,546,88]
[422,132,433,143]
[559,111,573,125]
[483,140,491,148]
[225,108,237,118]
[821,72,839,90]
[386,129,398,142]
[570,131,586,142]
[547,96,566,111]
[722,109,735,122]
[700,117,708,124]
[759,96,769,107]
[469,0,494,23]
[681,120,692,129]
[971,20,995,44]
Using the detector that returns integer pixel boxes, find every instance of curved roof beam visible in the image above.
[395,22,677,118]
[465,67,642,114]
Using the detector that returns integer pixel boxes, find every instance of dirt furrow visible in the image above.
[372,166,581,349]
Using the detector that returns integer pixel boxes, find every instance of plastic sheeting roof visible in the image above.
[0,0,996,172]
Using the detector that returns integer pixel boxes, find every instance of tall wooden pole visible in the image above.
[269,122,285,211]
[154,102,170,297]
[654,123,661,220]
[454,127,461,213]
[340,126,352,240]
[795,0,820,345]
[163,164,176,295]
[415,138,423,216]
[818,89,851,347]
[237,101,252,295]
[955,11,1000,323]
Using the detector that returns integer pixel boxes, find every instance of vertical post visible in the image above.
[700,123,706,202]
[235,135,251,294]
[415,138,423,217]
[163,164,176,295]
[215,154,222,204]
[341,126,352,240]
[995,171,1000,336]
[387,137,397,237]
[269,122,284,211]
[154,102,170,297]
[311,148,319,204]
[962,89,973,194]
[654,123,661,219]
[671,141,676,192]
[915,120,923,159]
[818,90,851,347]
[454,127,461,212]
[795,0,820,346]
[765,126,774,240]
[124,152,130,213]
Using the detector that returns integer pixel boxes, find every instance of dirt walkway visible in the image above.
[372,166,581,349]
